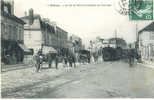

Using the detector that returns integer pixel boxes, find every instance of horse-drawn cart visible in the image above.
[78,50,91,63]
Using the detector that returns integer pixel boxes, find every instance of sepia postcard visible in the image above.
[1,0,154,98]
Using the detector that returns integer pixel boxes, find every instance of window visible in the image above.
[8,25,12,40]
[4,6,9,13]
[19,28,21,40]
[14,27,17,40]
[1,23,5,38]
[152,45,154,56]
[150,32,154,40]
[12,26,15,40]
[4,24,9,40]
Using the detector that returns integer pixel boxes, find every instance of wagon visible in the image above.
[78,50,91,63]
[41,46,57,62]
[102,47,122,61]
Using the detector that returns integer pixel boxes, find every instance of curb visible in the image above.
[1,63,33,68]
[1,63,34,72]
[137,63,154,69]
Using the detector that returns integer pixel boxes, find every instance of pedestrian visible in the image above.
[128,45,135,67]
[136,50,142,63]
[35,50,43,72]
[47,52,52,68]
[68,55,73,67]
[88,52,91,63]
[55,54,59,69]
[72,54,76,67]
[64,55,68,67]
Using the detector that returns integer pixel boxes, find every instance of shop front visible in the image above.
[1,40,31,65]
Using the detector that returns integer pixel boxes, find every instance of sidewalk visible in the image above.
[138,60,154,69]
[1,63,34,73]
[1,62,81,73]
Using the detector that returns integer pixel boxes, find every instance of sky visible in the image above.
[14,0,153,47]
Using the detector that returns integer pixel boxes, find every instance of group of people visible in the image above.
[34,50,77,72]
[34,46,141,72]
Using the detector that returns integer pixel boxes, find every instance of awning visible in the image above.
[18,44,31,53]
[42,46,57,54]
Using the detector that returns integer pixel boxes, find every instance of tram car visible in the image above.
[102,46,123,61]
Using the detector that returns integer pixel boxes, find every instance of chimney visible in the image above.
[4,0,14,15]
[24,11,27,16]
[29,8,34,25]
[51,21,57,33]
[11,0,14,15]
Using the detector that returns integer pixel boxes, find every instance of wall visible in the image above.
[56,27,68,49]
[139,31,154,61]
[24,30,42,54]
[1,16,24,43]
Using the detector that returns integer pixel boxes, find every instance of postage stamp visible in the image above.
[129,0,153,20]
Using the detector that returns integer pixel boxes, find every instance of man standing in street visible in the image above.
[47,52,59,69]
[64,55,68,67]
[47,52,52,68]
[55,53,59,69]
[35,49,43,72]
[128,45,135,67]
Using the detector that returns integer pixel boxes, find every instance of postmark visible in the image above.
[129,0,153,20]
[114,0,130,15]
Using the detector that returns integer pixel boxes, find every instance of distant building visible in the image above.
[108,38,127,49]
[138,22,154,62]
[93,38,127,49]
[101,39,109,48]
[1,0,28,64]
[21,9,68,54]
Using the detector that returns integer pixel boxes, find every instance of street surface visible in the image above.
[1,61,154,98]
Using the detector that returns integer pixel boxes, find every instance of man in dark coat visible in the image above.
[72,54,76,67]
[64,55,68,67]
[35,50,43,72]
[55,54,59,69]
[68,55,73,67]
[128,48,135,67]
[47,53,52,68]
[47,52,58,69]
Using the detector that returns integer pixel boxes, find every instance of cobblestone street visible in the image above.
[1,61,154,98]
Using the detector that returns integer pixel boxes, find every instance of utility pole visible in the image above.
[136,23,139,52]
[115,29,117,48]
[136,24,139,45]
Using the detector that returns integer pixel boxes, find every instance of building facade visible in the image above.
[21,9,68,55]
[138,22,154,62]
[1,0,28,64]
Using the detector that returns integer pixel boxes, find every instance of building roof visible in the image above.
[21,14,57,33]
[56,26,67,33]
[1,12,25,24]
[139,22,154,33]
[20,14,41,20]
[40,20,55,33]
[21,13,68,35]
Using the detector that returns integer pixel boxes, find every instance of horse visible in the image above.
[68,53,76,67]
[92,52,99,64]
[47,53,59,69]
